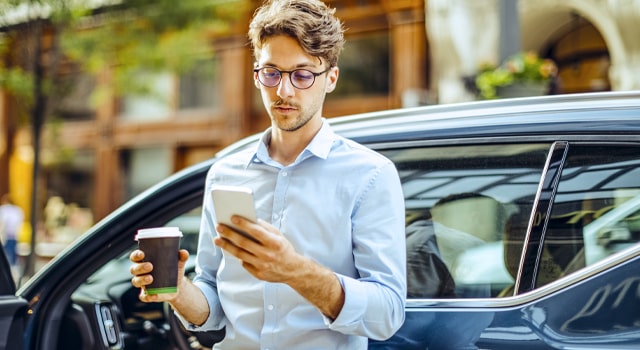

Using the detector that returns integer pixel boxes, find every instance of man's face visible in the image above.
[254,35,338,132]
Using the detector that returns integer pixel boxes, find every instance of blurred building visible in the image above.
[428,0,640,103]
[0,0,638,237]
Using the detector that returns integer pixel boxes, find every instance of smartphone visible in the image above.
[211,185,257,239]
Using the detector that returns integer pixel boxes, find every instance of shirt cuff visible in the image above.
[175,279,225,331]
[325,273,367,332]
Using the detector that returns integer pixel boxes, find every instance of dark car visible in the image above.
[3,91,640,349]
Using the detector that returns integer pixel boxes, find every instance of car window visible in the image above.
[380,143,551,299]
[537,144,640,288]
[166,207,202,255]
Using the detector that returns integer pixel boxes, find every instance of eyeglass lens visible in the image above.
[257,67,318,89]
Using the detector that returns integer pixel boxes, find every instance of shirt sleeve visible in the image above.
[326,160,407,340]
[175,167,227,331]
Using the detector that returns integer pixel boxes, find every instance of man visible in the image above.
[130,1,406,348]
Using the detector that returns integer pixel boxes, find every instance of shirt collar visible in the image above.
[247,118,337,168]
[304,119,336,160]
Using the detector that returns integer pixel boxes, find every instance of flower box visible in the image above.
[475,51,557,99]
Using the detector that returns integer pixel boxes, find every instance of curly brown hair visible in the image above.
[248,0,345,67]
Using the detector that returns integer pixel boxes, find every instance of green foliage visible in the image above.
[0,32,33,105]
[60,0,248,98]
[0,66,34,104]
[0,0,249,109]
[475,51,558,99]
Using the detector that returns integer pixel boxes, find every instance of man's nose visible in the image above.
[277,73,295,98]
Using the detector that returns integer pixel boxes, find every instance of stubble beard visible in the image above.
[271,100,314,132]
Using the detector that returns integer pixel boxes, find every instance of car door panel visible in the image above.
[516,252,640,348]
[373,248,640,349]
[0,246,28,350]
[0,297,28,350]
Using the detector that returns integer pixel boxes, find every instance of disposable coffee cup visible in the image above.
[135,227,183,295]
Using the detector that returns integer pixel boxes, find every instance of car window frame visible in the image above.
[516,141,569,294]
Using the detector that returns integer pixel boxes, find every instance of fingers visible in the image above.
[129,256,152,275]
[217,221,256,245]
[138,289,154,302]
[216,225,263,258]
[178,249,189,262]
[130,249,145,262]
[214,234,247,259]
[130,249,153,289]
[176,249,189,277]
[256,218,279,234]
[131,249,188,303]
[218,215,273,243]
[131,272,153,288]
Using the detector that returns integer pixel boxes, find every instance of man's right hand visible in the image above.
[129,248,190,303]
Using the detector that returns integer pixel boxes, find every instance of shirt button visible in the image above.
[267,304,274,311]
[281,171,288,177]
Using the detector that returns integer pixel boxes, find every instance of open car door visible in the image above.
[0,248,28,349]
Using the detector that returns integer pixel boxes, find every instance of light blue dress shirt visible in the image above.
[181,120,406,349]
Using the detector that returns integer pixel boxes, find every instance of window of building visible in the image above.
[178,57,220,111]
[119,72,173,121]
[45,149,95,209]
[329,31,390,98]
[122,147,174,199]
[56,72,97,121]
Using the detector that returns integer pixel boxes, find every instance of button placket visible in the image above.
[261,284,277,350]
[272,167,291,229]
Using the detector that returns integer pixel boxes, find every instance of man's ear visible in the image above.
[253,62,261,89]
[253,71,261,89]
[325,67,339,93]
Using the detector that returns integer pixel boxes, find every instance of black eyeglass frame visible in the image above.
[253,66,332,90]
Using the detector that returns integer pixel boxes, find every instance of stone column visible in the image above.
[426,0,499,103]
[606,0,640,90]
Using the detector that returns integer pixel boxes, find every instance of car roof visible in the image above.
[218,90,640,157]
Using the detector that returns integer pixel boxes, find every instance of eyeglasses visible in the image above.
[253,66,331,90]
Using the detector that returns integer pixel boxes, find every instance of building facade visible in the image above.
[428,0,640,103]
